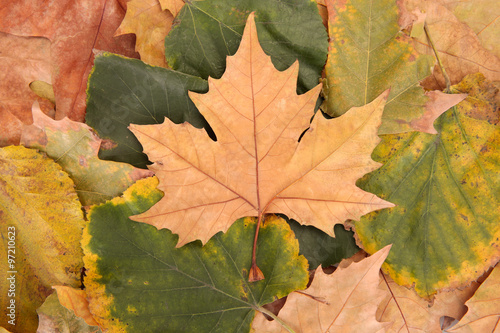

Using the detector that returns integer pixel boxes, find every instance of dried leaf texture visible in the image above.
[410,91,467,134]
[251,245,392,332]
[449,264,500,333]
[434,0,500,58]
[130,13,393,247]
[0,0,138,121]
[116,0,174,67]
[51,286,99,328]
[451,73,500,125]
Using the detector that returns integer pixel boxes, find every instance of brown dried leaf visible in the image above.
[0,0,138,122]
[251,245,392,332]
[404,1,500,90]
[130,13,393,247]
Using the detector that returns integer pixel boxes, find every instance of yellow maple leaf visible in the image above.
[130,13,393,248]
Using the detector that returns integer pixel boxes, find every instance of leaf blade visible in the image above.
[82,178,309,332]
[323,0,434,134]
[356,83,500,296]
[0,146,84,332]
[164,0,328,94]
[130,13,393,247]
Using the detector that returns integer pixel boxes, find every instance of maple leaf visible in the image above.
[251,245,392,332]
[377,271,479,333]
[0,0,138,122]
[130,13,393,248]
[115,0,174,67]
[158,0,184,17]
[448,264,500,332]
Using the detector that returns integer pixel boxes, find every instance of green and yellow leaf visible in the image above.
[355,84,500,296]
[82,177,309,332]
[323,0,434,134]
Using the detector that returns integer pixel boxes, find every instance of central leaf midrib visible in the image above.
[364,0,373,105]
[250,22,262,216]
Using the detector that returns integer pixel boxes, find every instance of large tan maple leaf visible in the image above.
[130,13,394,247]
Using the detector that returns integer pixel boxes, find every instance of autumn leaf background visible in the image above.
[0,0,499,332]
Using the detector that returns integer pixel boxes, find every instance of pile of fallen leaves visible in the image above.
[0,0,499,332]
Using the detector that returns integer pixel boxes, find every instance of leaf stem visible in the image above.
[423,22,452,92]
[249,214,265,282]
[257,306,296,333]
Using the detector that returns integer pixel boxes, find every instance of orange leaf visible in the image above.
[130,13,393,247]
[0,0,138,122]
[116,0,174,67]
[158,0,184,17]
[0,32,52,146]
[52,286,100,328]
[251,245,392,332]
